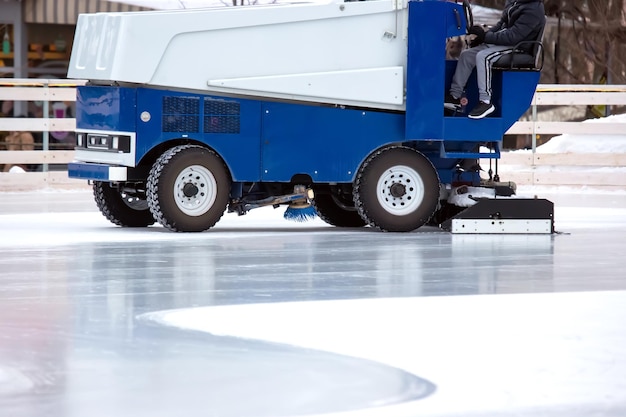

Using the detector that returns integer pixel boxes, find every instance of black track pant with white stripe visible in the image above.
[449,44,514,104]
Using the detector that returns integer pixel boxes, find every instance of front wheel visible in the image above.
[147,145,231,232]
[353,146,440,232]
[93,181,155,227]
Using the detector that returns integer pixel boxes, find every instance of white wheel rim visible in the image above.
[173,165,218,216]
[376,165,425,215]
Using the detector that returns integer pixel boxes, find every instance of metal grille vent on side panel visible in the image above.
[162,96,200,132]
[203,99,240,134]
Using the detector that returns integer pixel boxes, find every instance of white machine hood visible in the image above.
[70,0,409,109]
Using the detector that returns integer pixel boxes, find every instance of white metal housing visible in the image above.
[68,0,409,109]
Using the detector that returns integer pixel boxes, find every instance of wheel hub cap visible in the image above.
[389,183,406,198]
[183,182,199,198]
[376,165,425,216]
[174,165,218,216]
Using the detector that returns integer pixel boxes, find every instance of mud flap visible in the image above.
[440,198,554,234]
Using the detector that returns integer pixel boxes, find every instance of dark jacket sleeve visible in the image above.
[484,8,543,46]
[489,10,507,33]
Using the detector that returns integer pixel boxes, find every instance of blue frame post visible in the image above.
[405,0,466,141]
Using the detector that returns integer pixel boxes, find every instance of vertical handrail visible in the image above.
[42,80,50,172]
[531,94,537,153]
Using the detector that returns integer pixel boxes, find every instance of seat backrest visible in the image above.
[531,22,546,69]
[493,19,546,71]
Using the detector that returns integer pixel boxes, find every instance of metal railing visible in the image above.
[0,78,85,189]
[1,79,625,191]
[506,84,626,149]
[498,84,626,189]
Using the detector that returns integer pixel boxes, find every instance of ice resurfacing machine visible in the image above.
[67,0,554,233]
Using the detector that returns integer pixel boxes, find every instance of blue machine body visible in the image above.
[69,0,540,187]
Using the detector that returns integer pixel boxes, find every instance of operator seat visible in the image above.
[492,23,546,71]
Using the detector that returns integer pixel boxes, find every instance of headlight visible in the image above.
[76,133,131,153]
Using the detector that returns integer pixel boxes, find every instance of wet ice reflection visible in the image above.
[1,190,626,417]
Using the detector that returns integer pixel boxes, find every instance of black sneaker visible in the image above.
[444,94,461,111]
[468,102,495,119]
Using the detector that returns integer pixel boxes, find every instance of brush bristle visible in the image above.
[284,204,317,222]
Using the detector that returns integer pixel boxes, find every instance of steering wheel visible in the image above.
[462,0,474,33]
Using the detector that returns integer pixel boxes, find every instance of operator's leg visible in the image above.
[449,44,490,99]
[475,45,514,103]
[467,45,515,119]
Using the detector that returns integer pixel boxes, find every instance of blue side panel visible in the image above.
[261,103,404,182]
[75,85,404,184]
[442,69,539,142]
[134,88,263,181]
[76,86,136,132]
[500,70,540,128]
[405,0,465,140]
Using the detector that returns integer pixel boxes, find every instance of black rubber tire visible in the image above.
[353,146,440,232]
[313,192,366,228]
[93,181,155,227]
[147,145,230,232]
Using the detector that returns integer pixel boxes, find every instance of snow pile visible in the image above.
[493,112,626,193]
[447,185,496,207]
[536,113,626,154]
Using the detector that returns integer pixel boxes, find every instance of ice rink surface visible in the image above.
[1,188,626,417]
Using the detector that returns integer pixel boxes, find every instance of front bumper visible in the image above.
[68,162,128,181]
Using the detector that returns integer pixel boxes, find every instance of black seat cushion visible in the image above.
[493,52,536,69]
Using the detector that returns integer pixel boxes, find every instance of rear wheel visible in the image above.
[93,181,155,227]
[313,186,366,228]
[353,146,440,232]
[147,145,230,232]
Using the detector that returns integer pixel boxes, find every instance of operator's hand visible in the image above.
[468,25,485,47]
